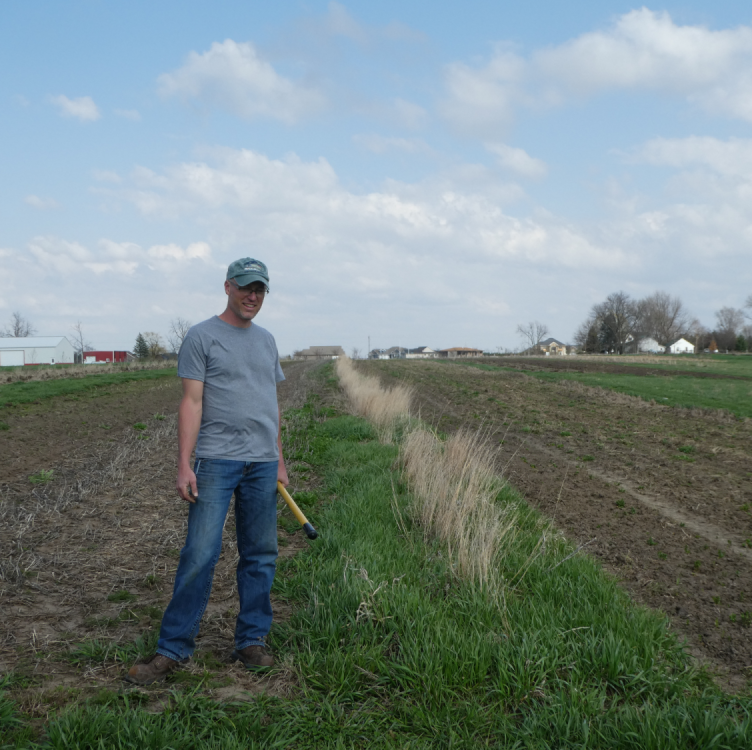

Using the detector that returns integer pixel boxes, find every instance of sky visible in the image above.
[2,0,751,355]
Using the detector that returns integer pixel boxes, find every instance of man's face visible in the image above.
[225,279,267,322]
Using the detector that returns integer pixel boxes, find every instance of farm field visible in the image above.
[0,361,321,737]
[362,358,752,690]
[2,356,751,747]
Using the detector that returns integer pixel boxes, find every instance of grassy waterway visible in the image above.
[3,389,749,748]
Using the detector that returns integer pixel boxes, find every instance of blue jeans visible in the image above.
[157,459,279,661]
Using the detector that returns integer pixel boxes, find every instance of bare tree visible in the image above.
[70,321,94,362]
[745,294,752,319]
[516,321,549,353]
[1,311,36,337]
[715,306,745,333]
[634,291,692,346]
[142,331,167,358]
[592,292,636,354]
[714,306,746,351]
[350,347,361,360]
[167,317,192,354]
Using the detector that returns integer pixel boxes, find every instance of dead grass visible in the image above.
[335,357,412,441]
[0,414,179,587]
[335,357,528,600]
[400,427,520,598]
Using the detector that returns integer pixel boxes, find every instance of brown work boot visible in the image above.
[232,644,274,671]
[124,653,181,685]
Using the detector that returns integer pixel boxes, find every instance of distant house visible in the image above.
[437,347,483,359]
[624,336,662,354]
[538,337,567,356]
[84,350,129,364]
[406,346,438,359]
[667,337,695,355]
[0,336,75,366]
[296,346,346,360]
[384,346,408,359]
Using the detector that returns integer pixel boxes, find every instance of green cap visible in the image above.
[226,258,269,288]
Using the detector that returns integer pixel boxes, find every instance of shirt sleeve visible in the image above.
[177,328,208,382]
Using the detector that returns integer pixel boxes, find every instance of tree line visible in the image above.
[572,291,752,354]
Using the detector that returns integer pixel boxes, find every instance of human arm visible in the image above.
[176,378,204,503]
[277,406,289,486]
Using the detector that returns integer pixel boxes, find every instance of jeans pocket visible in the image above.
[194,458,202,475]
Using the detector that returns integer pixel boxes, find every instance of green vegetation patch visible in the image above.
[3,399,750,748]
[0,368,177,406]
[527,370,752,418]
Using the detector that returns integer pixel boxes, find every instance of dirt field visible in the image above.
[0,361,325,715]
[361,358,752,692]
[2,355,751,718]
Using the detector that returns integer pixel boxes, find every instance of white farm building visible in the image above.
[0,337,76,366]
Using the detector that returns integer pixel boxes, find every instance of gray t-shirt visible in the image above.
[177,316,285,462]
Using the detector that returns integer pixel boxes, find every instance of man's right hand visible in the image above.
[177,466,198,503]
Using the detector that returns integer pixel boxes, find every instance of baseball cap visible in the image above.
[226,258,269,288]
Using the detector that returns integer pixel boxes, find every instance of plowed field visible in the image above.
[361,358,752,691]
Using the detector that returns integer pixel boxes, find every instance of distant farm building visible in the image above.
[296,346,346,360]
[624,336,662,354]
[667,337,695,354]
[438,347,483,358]
[84,350,129,364]
[406,346,438,359]
[538,337,567,355]
[0,336,75,366]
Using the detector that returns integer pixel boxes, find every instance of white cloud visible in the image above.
[23,236,213,277]
[632,136,752,177]
[353,134,432,154]
[158,40,326,124]
[114,108,141,121]
[116,147,624,275]
[441,9,752,134]
[485,143,547,178]
[25,195,60,210]
[440,48,525,135]
[50,94,101,121]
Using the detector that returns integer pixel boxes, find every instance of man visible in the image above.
[126,258,288,685]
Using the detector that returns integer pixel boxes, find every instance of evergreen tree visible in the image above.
[134,333,150,359]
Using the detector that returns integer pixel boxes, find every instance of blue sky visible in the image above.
[2,1,751,354]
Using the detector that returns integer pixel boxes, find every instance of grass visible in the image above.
[443,359,752,418]
[527,371,752,417]
[2,380,750,747]
[0,368,177,406]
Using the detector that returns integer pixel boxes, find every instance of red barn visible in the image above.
[84,350,128,364]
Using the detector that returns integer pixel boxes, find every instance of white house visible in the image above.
[406,346,438,359]
[667,337,695,354]
[0,336,76,366]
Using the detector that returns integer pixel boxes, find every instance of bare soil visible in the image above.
[0,360,326,715]
[362,359,752,693]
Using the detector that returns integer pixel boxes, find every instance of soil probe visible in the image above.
[277,481,318,540]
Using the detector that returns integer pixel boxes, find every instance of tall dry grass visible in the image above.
[334,357,529,600]
[401,427,518,596]
[335,357,412,440]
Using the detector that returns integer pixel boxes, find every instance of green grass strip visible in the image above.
[442,360,752,418]
[0,368,177,406]
[3,399,750,748]
[526,370,752,418]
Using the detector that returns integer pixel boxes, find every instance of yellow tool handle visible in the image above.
[277,481,318,539]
